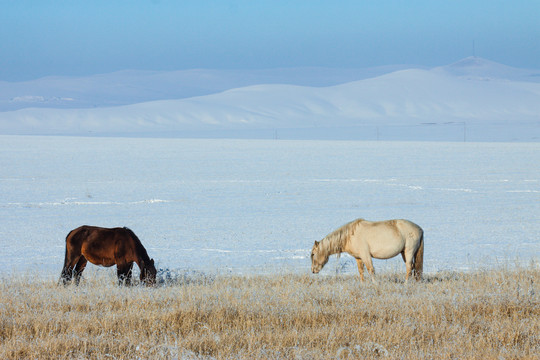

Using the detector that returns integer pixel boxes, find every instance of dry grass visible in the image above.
[0,266,538,359]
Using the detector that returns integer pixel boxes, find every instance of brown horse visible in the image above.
[60,226,157,286]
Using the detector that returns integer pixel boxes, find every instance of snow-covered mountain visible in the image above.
[1,57,539,141]
[435,57,540,82]
[0,65,412,112]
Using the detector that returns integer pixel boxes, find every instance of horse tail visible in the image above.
[413,229,424,280]
[60,227,82,284]
[63,227,80,255]
[62,239,69,266]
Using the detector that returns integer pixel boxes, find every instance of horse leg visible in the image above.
[60,265,73,285]
[73,256,87,285]
[405,261,413,282]
[60,255,80,285]
[362,256,376,283]
[117,262,133,286]
[125,262,134,286]
[402,250,416,282]
[355,258,365,281]
[400,251,412,282]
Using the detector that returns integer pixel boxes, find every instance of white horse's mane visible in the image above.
[318,219,363,257]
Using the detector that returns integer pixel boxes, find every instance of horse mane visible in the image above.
[123,227,151,263]
[319,219,363,257]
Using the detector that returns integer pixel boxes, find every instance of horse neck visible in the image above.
[134,246,153,278]
[125,228,151,264]
[134,242,151,264]
[320,230,347,258]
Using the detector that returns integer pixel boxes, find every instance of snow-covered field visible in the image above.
[1,135,538,278]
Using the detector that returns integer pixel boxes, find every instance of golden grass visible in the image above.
[0,266,538,359]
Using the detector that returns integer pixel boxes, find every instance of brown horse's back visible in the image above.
[66,226,138,267]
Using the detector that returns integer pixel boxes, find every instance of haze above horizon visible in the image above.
[1,1,539,81]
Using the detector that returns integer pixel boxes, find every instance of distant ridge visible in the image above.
[1,58,539,141]
[0,65,413,112]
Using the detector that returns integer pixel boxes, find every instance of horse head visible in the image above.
[311,240,329,274]
[140,258,157,286]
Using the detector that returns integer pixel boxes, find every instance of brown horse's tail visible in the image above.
[60,228,80,284]
[414,230,424,280]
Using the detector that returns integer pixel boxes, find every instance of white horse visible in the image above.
[311,218,424,281]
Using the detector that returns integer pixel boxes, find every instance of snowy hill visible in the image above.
[1,58,539,141]
[435,57,540,82]
[0,66,411,112]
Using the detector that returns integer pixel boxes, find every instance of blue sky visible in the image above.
[1,0,539,81]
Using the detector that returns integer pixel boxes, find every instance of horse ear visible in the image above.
[314,240,319,247]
